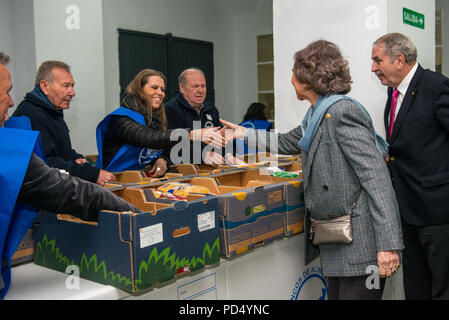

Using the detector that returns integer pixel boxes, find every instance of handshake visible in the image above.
[188,119,248,167]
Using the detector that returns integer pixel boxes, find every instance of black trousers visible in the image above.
[401,220,449,300]
[327,275,386,300]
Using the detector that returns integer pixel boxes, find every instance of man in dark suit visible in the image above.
[371,32,449,300]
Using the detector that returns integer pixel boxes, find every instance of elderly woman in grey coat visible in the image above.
[221,40,404,300]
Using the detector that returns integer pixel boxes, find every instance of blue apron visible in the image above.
[0,127,40,299]
[96,107,163,171]
[239,119,272,130]
[4,116,46,162]
[237,119,273,155]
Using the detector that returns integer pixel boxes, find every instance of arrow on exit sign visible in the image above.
[403,7,425,29]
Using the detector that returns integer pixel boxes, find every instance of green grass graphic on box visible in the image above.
[35,234,220,292]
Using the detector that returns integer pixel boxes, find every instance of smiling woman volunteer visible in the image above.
[96,69,224,176]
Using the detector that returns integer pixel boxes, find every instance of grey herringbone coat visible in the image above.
[249,99,404,277]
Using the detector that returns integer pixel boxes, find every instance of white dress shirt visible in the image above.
[391,62,418,121]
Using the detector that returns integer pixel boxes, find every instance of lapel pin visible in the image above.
[325,113,331,119]
[412,91,415,95]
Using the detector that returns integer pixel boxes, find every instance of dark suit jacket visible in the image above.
[385,64,449,226]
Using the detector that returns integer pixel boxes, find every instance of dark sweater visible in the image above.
[13,86,100,183]
[165,93,229,162]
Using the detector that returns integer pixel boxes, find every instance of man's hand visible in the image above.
[190,127,226,148]
[148,158,168,178]
[204,151,225,167]
[75,158,88,164]
[377,250,400,278]
[96,169,116,186]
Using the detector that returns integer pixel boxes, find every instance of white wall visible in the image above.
[436,0,449,77]
[33,0,106,155]
[0,0,17,103]
[0,0,36,115]
[274,0,388,134]
[387,0,435,70]
[274,0,435,137]
[10,0,36,108]
[215,0,273,122]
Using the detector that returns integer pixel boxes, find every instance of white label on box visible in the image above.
[198,211,215,232]
[140,223,163,248]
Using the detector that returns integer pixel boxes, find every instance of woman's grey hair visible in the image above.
[293,40,352,95]
[0,52,10,65]
[178,68,205,87]
[373,33,417,64]
[35,60,71,85]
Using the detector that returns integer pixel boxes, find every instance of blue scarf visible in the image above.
[298,94,388,158]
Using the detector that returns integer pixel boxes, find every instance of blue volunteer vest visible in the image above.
[96,107,163,171]
[4,116,46,162]
[239,119,272,131]
[0,127,40,299]
[237,119,273,155]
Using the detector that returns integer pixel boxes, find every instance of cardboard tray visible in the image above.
[33,187,220,294]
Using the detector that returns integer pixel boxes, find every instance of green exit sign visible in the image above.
[403,7,425,29]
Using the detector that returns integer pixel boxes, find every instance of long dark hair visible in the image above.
[243,102,268,121]
[125,69,168,130]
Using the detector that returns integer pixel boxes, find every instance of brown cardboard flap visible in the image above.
[174,163,235,175]
[213,169,273,187]
[246,180,272,187]
[190,177,242,194]
[114,170,184,183]
[56,214,99,226]
[113,188,171,213]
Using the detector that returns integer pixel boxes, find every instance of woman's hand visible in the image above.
[190,127,226,149]
[219,119,247,140]
[377,250,400,278]
[148,157,168,178]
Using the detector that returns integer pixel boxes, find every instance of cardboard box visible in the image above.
[11,229,35,266]
[33,188,220,294]
[172,163,246,176]
[239,166,305,237]
[242,152,301,164]
[203,166,304,237]
[113,170,184,184]
[186,172,286,257]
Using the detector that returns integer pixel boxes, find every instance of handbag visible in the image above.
[309,214,352,245]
